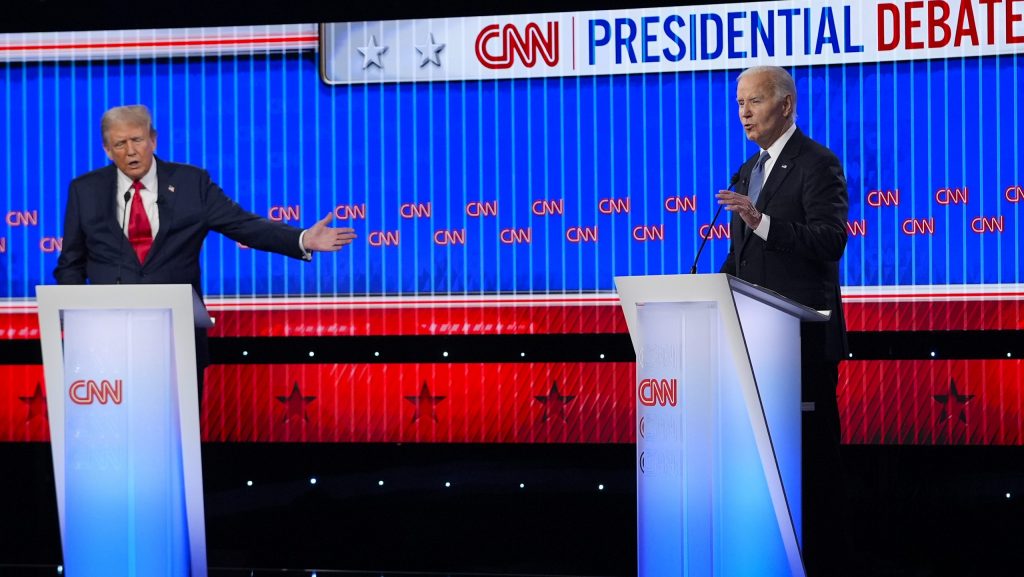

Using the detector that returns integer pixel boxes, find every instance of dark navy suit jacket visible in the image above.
[54,159,306,292]
[54,159,308,368]
[719,128,849,363]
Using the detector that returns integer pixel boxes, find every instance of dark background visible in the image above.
[3,1,1024,575]
[4,331,1024,575]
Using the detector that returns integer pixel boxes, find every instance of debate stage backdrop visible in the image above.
[2,0,1024,445]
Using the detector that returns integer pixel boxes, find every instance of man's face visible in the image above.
[736,72,793,149]
[103,122,157,180]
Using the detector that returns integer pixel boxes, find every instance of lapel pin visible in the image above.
[167,185,175,193]
[780,164,788,169]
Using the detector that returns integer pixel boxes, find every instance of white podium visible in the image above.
[36,284,210,577]
[616,273,829,577]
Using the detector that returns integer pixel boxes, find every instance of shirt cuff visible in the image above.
[298,230,313,261]
[753,213,771,240]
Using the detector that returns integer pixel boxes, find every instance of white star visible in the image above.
[357,35,389,70]
[415,33,445,68]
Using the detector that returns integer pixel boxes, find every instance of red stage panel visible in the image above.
[0,313,40,340]
[840,360,1024,445]
[205,300,627,337]
[6,360,1024,445]
[201,362,636,444]
[0,365,49,442]
[843,300,1024,332]
[5,287,1024,338]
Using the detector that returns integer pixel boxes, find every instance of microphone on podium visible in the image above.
[689,171,743,275]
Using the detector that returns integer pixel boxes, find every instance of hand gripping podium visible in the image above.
[615,274,829,577]
[36,284,210,577]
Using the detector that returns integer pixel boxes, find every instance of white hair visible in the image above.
[101,105,156,145]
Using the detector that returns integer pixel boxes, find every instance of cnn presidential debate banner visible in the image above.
[2,0,1024,445]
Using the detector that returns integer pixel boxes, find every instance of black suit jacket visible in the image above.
[53,159,309,368]
[54,159,307,292]
[719,128,849,363]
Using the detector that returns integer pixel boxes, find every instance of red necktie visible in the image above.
[127,180,153,263]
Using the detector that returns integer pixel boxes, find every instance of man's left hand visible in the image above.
[716,190,762,230]
[303,213,357,252]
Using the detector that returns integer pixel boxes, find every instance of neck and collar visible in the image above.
[116,157,158,195]
[759,122,798,161]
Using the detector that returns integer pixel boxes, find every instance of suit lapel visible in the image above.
[754,128,805,211]
[735,128,805,255]
[105,166,127,241]
[147,159,177,262]
[101,165,148,267]
[736,152,759,251]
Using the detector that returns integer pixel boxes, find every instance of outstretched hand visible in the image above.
[302,213,357,252]
[716,190,762,230]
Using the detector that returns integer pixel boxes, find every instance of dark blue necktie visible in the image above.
[748,151,771,207]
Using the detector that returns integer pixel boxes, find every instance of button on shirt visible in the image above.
[116,164,159,238]
[751,122,797,240]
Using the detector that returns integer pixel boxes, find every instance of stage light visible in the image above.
[443,351,449,357]
[1007,493,1012,499]
[598,484,605,490]
[1008,353,1013,358]
[310,477,317,485]
[599,353,605,359]
[848,353,853,358]
[57,567,63,575]
[520,483,525,489]
[246,480,253,487]
[374,351,380,357]
[242,350,248,356]
[308,351,315,357]
[930,351,936,357]
[445,481,452,488]
[378,480,384,486]
[520,352,526,357]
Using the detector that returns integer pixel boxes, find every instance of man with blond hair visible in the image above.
[55,104,357,392]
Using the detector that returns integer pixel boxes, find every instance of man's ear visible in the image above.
[103,144,114,162]
[783,94,795,119]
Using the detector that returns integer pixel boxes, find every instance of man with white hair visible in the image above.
[717,66,851,576]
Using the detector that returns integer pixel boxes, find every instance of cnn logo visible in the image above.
[638,378,678,407]
[69,379,123,405]
[475,22,559,69]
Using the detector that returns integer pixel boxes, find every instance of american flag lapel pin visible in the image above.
[168,185,175,192]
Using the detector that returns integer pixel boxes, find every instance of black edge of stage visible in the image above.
[4,441,1024,576]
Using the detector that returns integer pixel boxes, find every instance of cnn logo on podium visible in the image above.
[69,379,123,405]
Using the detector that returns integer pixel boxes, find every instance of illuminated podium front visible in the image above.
[615,274,828,577]
[36,284,209,577]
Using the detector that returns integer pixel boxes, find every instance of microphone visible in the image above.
[689,171,743,275]
[116,190,131,284]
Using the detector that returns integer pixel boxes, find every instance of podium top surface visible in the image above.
[614,273,830,355]
[35,284,213,328]
[725,276,830,322]
[614,273,830,322]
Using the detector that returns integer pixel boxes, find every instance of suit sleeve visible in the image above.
[764,153,848,262]
[719,244,736,275]
[199,171,306,260]
[53,181,87,285]
[717,162,751,276]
